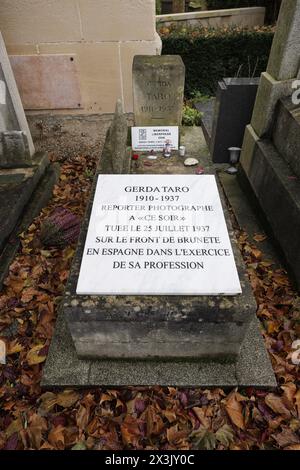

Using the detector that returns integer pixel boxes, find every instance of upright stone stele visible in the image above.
[0,32,35,168]
[99,99,130,174]
[243,0,300,142]
[110,99,129,174]
[133,55,185,126]
[239,0,300,289]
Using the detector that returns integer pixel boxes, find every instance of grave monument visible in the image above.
[0,32,58,289]
[43,54,276,388]
[239,0,300,290]
[133,55,185,127]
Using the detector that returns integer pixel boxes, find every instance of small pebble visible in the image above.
[184,157,199,167]
[147,155,157,160]
[225,166,238,175]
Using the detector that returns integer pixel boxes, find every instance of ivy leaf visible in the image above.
[191,427,216,450]
[72,441,87,450]
[216,424,235,447]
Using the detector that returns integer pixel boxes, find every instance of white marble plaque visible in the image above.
[131,126,178,151]
[76,175,242,296]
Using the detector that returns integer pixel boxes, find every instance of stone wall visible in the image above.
[0,0,161,115]
[157,7,266,28]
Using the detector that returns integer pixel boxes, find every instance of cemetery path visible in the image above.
[0,149,299,451]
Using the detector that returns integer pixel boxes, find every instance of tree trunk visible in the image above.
[172,0,185,13]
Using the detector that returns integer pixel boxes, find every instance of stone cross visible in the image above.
[0,32,34,168]
[132,55,185,127]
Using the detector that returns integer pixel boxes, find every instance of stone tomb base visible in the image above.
[42,127,276,388]
[42,312,276,388]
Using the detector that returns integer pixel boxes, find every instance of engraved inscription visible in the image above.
[133,56,185,126]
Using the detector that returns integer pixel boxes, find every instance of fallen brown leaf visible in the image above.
[225,392,245,430]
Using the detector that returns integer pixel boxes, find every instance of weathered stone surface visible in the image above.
[266,0,300,81]
[239,136,300,289]
[195,97,215,146]
[0,159,60,290]
[0,152,49,252]
[272,97,300,178]
[99,99,131,174]
[71,320,247,361]
[0,130,32,167]
[110,99,128,174]
[240,124,260,175]
[133,55,185,126]
[42,312,276,388]
[239,2,300,291]
[250,72,294,138]
[64,127,256,361]
[249,1,300,138]
[42,126,275,387]
[0,32,34,167]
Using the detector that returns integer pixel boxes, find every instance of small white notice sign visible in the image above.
[76,175,242,296]
[131,126,179,151]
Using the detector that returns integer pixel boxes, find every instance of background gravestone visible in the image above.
[0,31,59,290]
[0,32,34,168]
[209,78,259,163]
[133,55,185,126]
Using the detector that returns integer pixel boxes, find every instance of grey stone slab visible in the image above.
[133,55,185,127]
[272,97,300,179]
[42,128,276,388]
[251,72,294,138]
[195,98,215,146]
[42,310,90,388]
[240,134,300,290]
[218,172,281,267]
[98,103,131,176]
[42,310,276,389]
[0,152,49,252]
[210,78,259,163]
[236,318,277,389]
[64,127,257,360]
[110,99,129,174]
[0,161,60,290]
[71,320,246,361]
[0,32,34,165]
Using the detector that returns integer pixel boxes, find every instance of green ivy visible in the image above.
[182,105,202,126]
[156,0,162,14]
[160,26,274,97]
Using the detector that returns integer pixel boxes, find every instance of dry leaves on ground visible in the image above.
[0,152,299,450]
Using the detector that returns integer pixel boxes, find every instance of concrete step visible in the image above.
[272,97,300,178]
[68,319,248,361]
